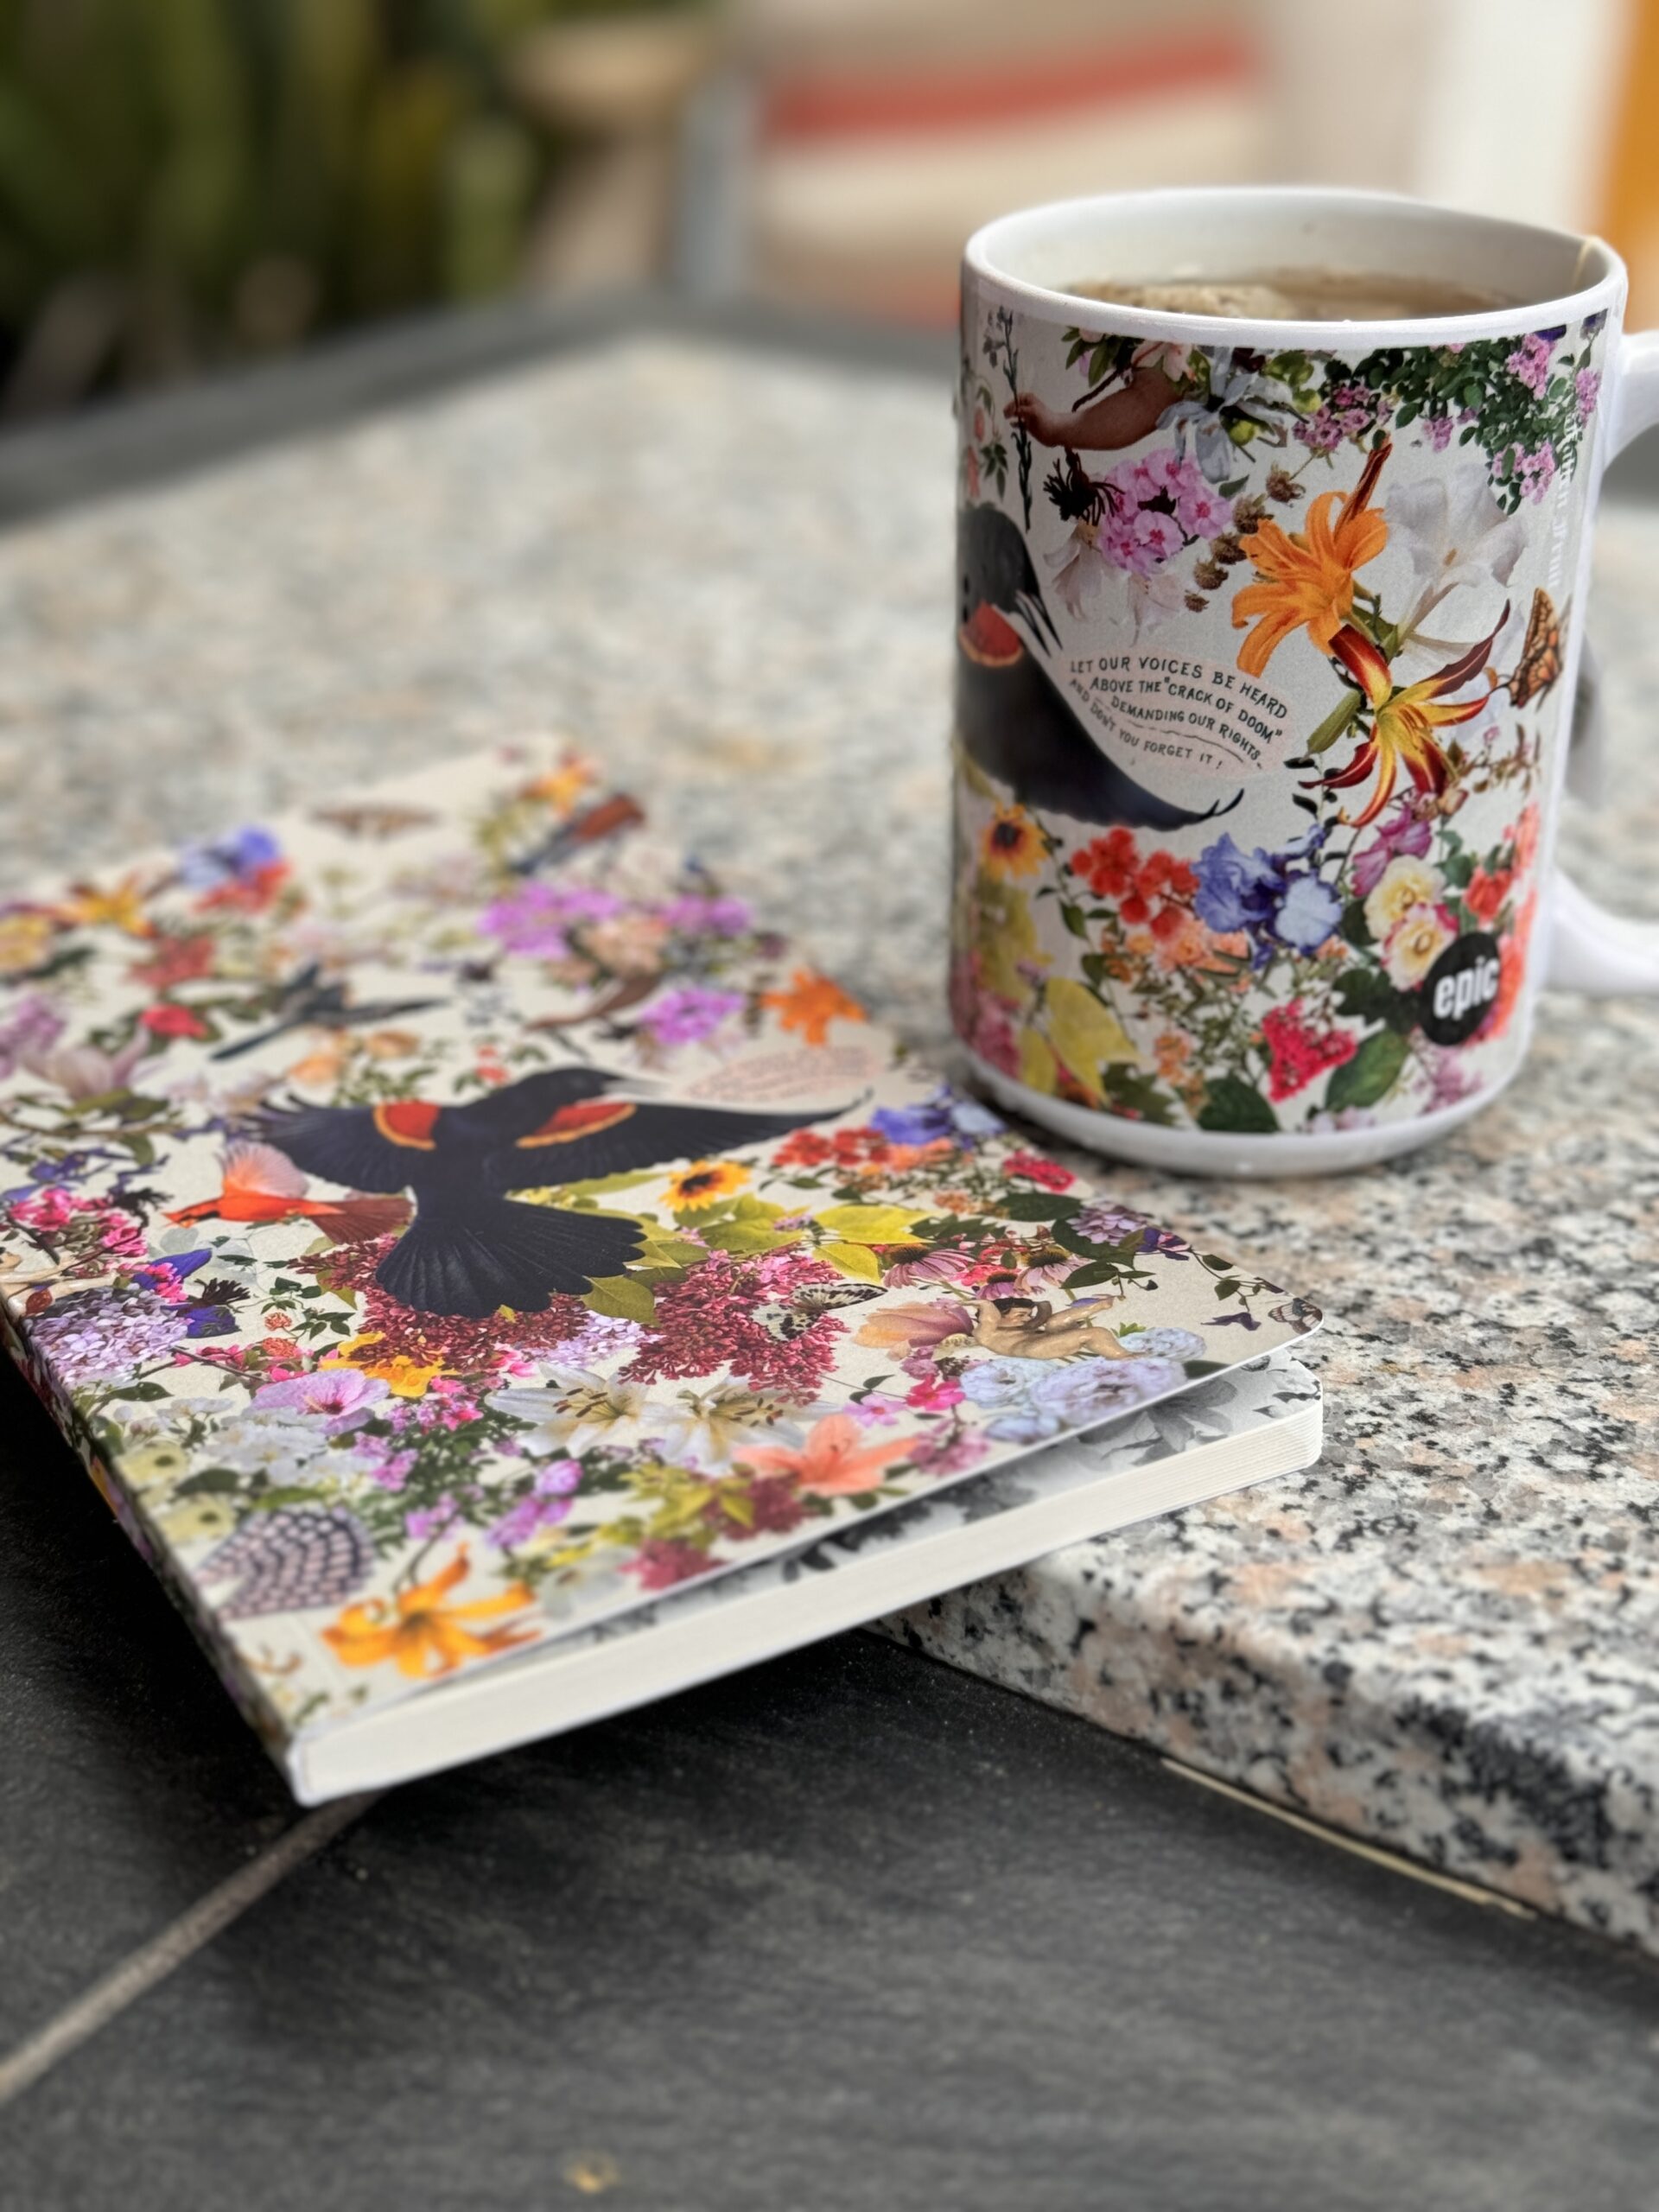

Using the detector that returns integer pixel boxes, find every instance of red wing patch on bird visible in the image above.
[517,1098,638,1147]
[960,605,1024,667]
[372,1100,441,1149]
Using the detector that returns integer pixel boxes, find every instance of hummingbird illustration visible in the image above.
[210,963,443,1063]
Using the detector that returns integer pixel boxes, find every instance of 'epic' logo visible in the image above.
[1419,932,1502,1046]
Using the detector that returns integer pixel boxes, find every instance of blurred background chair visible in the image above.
[0,0,1650,422]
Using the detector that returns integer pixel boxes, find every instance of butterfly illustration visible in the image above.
[311,805,437,839]
[1506,588,1563,709]
[751,1281,882,1342]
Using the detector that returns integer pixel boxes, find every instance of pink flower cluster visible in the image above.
[1504,334,1554,397]
[1510,439,1558,504]
[10,1185,148,1272]
[1096,447,1234,575]
[1295,379,1388,454]
[1575,366,1601,423]
[1260,1001,1358,1103]
[625,1247,849,1398]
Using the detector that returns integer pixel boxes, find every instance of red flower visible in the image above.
[130,935,215,990]
[1069,828,1140,900]
[1260,1001,1358,1102]
[197,861,290,913]
[140,1002,209,1039]
[1464,865,1513,925]
[1483,890,1538,1040]
[713,1475,806,1538]
[1004,1151,1075,1192]
[627,1539,713,1591]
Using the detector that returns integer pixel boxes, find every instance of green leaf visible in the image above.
[1061,1257,1137,1289]
[1197,1076,1279,1135]
[1332,967,1418,1034]
[1325,1027,1410,1111]
[1217,475,1249,498]
[114,1380,170,1402]
[584,1274,657,1325]
[818,1239,883,1282]
[1098,1062,1179,1127]
[1306,689,1362,755]
[1058,901,1089,939]
[1339,898,1374,950]
[996,1192,1083,1221]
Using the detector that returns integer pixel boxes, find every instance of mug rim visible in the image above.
[964,185,1626,347]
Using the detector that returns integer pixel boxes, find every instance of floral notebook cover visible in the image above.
[0,743,1319,1764]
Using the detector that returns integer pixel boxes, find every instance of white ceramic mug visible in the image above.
[950,188,1659,1174]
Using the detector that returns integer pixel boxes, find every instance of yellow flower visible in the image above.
[322,1549,539,1679]
[59,874,155,938]
[761,968,867,1047]
[0,910,58,977]
[664,1159,750,1211]
[156,1496,237,1545]
[524,763,594,812]
[324,1333,444,1396]
[1232,441,1389,676]
[123,1440,191,1493]
[981,804,1044,880]
[1363,855,1442,941]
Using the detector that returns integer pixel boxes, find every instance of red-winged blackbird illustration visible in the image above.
[251,1067,834,1319]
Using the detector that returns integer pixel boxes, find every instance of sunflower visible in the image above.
[1231,440,1390,677]
[981,804,1045,880]
[664,1158,751,1211]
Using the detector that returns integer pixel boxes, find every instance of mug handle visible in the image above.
[1545,327,1659,994]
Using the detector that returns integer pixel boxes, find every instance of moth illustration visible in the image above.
[751,1280,882,1341]
[1506,588,1563,709]
[311,804,438,839]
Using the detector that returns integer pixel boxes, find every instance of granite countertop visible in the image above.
[3,334,1656,1953]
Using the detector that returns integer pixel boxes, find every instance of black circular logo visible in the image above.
[1419,931,1503,1046]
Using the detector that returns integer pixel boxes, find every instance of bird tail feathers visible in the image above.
[374,1195,645,1319]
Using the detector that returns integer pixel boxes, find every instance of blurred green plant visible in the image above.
[0,0,672,414]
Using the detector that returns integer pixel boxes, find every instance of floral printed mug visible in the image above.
[950,188,1659,1173]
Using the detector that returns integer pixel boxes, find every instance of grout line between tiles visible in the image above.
[1162,1758,1536,1916]
[0,1790,382,2112]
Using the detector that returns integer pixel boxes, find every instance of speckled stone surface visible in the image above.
[3,335,1657,1950]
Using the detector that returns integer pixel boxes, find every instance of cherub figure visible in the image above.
[970,1292,1130,1363]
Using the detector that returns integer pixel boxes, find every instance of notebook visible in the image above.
[0,742,1321,1797]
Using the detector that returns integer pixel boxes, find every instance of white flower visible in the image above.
[488,1369,656,1458]
[1363,855,1443,942]
[1382,902,1455,989]
[1385,461,1526,663]
[1046,520,1110,620]
[1124,567,1190,640]
[1159,362,1281,482]
[656,1386,797,1470]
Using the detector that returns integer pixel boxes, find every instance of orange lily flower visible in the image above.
[761,968,868,1048]
[741,1412,914,1497]
[322,1549,538,1679]
[1312,623,1496,828]
[1232,440,1390,677]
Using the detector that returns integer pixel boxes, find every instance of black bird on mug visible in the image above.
[249,1066,836,1319]
[955,502,1239,832]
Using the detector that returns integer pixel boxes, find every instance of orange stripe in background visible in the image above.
[760,31,1258,144]
[1600,0,1659,324]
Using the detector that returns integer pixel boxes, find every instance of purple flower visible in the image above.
[29,1284,190,1388]
[489,1490,575,1549]
[1351,804,1433,897]
[872,1085,1001,1151]
[482,881,626,957]
[1425,414,1455,451]
[178,825,282,890]
[1273,872,1343,953]
[404,1494,461,1541]
[532,1457,583,1497]
[1575,367,1601,423]
[0,993,64,1077]
[659,893,752,937]
[1071,1200,1150,1246]
[639,984,744,1048]
[253,1369,390,1432]
[1195,827,1339,965]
